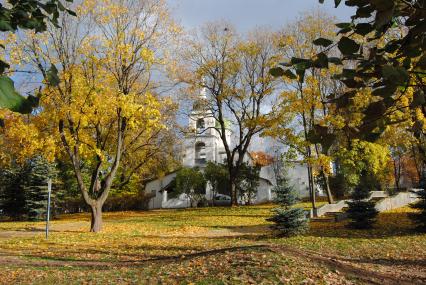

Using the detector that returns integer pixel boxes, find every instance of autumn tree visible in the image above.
[179,24,280,206]
[10,0,179,232]
[335,139,392,189]
[273,0,426,184]
[379,121,421,190]
[267,11,341,208]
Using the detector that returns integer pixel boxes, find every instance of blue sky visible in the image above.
[166,0,355,32]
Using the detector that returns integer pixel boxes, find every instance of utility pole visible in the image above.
[45,179,52,239]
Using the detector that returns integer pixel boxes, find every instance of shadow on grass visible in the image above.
[1,244,270,269]
[337,257,426,267]
[305,212,420,239]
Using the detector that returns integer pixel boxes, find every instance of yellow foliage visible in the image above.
[336,139,392,186]
[0,110,56,165]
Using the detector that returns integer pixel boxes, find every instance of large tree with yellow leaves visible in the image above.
[7,0,179,232]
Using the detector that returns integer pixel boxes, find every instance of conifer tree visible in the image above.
[410,172,426,232]
[0,157,57,220]
[346,171,379,229]
[24,157,57,220]
[267,174,308,236]
[0,166,27,219]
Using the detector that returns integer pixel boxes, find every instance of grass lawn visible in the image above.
[0,204,425,284]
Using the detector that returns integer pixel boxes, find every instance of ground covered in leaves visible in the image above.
[0,205,425,284]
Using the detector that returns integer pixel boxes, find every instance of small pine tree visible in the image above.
[24,157,57,221]
[267,174,308,236]
[410,173,426,232]
[346,172,378,229]
[0,166,27,220]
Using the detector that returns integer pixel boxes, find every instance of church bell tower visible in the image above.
[182,86,230,168]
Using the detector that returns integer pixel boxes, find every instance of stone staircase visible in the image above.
[310,189,422,222]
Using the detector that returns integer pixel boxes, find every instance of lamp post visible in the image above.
[45,179,52,239]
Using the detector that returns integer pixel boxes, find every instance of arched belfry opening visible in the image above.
[196,118,205,132]
[195,142,206,164]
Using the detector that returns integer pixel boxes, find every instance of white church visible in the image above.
[144,88,314,209]
[144,86,277,209]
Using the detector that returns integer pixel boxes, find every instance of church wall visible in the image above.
[286,163,311,198]
[145,172,177,210]
[255,179,273,203]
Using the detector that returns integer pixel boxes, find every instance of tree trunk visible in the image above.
[307,163,316,211]
[393,158,400,191]
[322,171,334,204]
[90,203,103,232]
[306,145,316,211]
[230,181,238,206]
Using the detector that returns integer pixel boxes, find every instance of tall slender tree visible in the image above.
[267,11,341,208]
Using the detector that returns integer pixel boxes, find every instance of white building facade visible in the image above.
[182,89,231,168]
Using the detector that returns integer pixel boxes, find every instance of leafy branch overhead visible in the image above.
[0,0,74,113]
[270,0,426,144]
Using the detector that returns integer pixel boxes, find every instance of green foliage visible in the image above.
[410,173,426,231]
[329,172,349,199]
[312,37,333,48]
[175,167,206,207]
[337,36,359,55]
[24,157,57,220]
[236,163,260,205]
[0,166,27,219]
[0,77,38,114]
[346,172,379,229]
[0,0,75,34]
[336,139,391,187]
[268,173,308,236]
[0,0,74,114]
[267,207,308,236]
[103,191,153,212]
[0,156,57,220]
[204,162,229,199]
[273,176,298,206]
[271,0,426,165]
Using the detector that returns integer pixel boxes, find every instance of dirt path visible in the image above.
[267,245,425,285]
[0,221,89,239]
